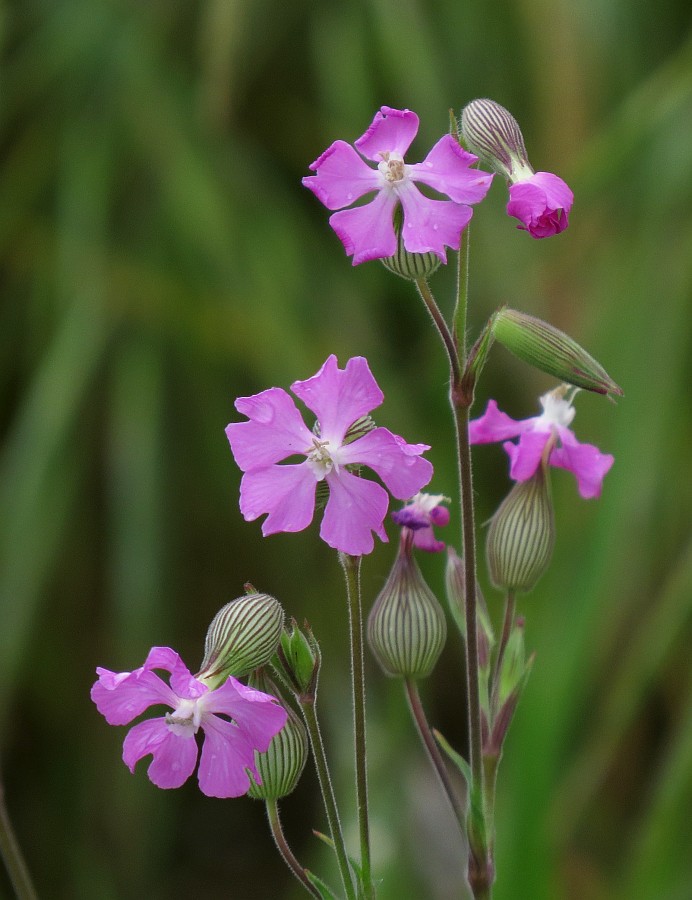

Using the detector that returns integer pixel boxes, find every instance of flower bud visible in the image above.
[460,99,532,182]
[486,464,555,593]
[368,535,447,678]
[246,670,308,801]
[380,215,441,281]
[491,307,623,398]
[197,591,284,686]
[274,620,321,699]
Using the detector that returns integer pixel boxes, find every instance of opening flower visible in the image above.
[392,492,450,552]
[91,646,287,798]
[302,106,493,265]
[461,98,573,238]
[507,172,573,238]
[469,386,614,499]
[226,355,433,556]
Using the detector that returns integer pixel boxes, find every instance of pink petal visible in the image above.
[197,715,257,798]
[341,427,432,499]
[91,667,176,726]
[469,400,534,444]
[206,677,287,753]
[409,135,493,204]
[549,430,614,498]
[291,355,383,443]
[122,718,198,789]
[302,140,381,210]
[412,525,446,553]
[503,430,551,481]
[354,107,419,160]
[321,470,389,555]
[227,387,314,472]
[397,181,473,261]
[507,172,573,238]
[239,463,316,534]
[329,189,399,264]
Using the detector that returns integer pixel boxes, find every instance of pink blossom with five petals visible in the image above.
[226,355,433,556]
[302,106,493,265]
[91,646,287,798]
[469,388,613,499]
[507,172,573,238]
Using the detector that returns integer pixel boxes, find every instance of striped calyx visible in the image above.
[486,464,555,593]
[491,307,623,398]
[368,537,447,678]
[246,670,308,801]
[197,592,284,686]
[460,99,532,182]
[380,214,441,281]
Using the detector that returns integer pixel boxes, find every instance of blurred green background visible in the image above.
[1,0,691,898]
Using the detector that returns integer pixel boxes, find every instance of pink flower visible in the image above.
[91,646,287,798]
[469,388,614,499]
[302,106,493,265]
[226,355,433,556]
[507,172,573,238]
[392,492,450,552]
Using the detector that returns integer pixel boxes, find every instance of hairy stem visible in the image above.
[404,678,466,832]
[265,798,322,898]
[299,699,357,900]
[340,552,373,899]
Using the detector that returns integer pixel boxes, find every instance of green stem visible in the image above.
[299,699,357,900]
[0,772,38,900]
[416,241,492,898]
[340,553,372,899]
[404,678,466,832]
[453,404,483,792]
[414,279,461,385]
[265,798,322,898]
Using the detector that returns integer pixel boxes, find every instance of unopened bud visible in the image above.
[491,307,623,398]
[368,537,447,678]
[460,99,532,182]
[274,620,321,699]
[197,591,284,686]
[486,465,555,593]
[247,670,308,801]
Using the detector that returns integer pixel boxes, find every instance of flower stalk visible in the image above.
[265,798,322,899]
[298,696,357,900]
[340,552,373,899]
[404,678,466,832]
[416,239,493,897]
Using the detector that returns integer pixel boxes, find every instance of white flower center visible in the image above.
[536,390,576,429]
[378,152,407,186]
[306,437,343,481]
[165,696,204,737]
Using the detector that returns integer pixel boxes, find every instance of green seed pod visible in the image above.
[197,592,284,686]
[460,98,532,182]
[247,671,308,801]
[486,465,556,593]
[368,539,447,678]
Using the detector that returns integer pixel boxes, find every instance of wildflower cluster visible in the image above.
[89,97,618,900]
